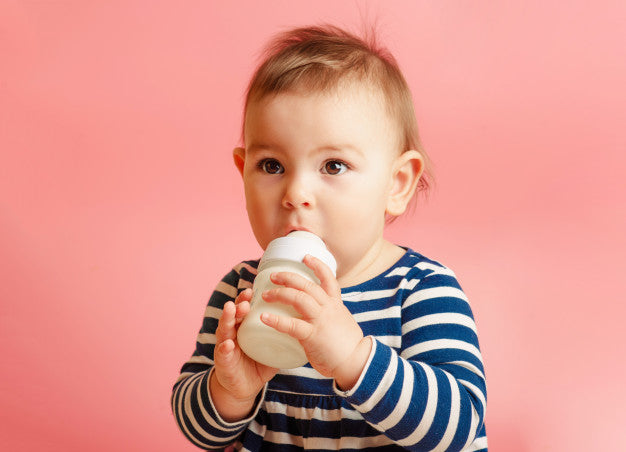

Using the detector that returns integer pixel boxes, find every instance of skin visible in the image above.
[210,83,424,422]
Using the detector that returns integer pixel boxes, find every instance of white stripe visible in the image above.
[342,287,399,302]
[432,371,460,452]
[393,277,420,291]
[386,266,412,277]
[186,355,214,366]
[397,363,438,446]
[343,278,420,302]
[262,429,393,449]
[402,313,477,335]
[353,351,398,412]
[174,375,212,448]
[261,429,304,447]
[375,358,414,430]
[263,400,363,421]
[247,419,267,441]
[400,278,420,291]
[215,281,237,298]
[459,379,487,416]
[416,262,456,276]
[278,366,327,380]
[402,339,483,363]
[175,372,195,385]
[386,262,454,278]
[310,433,392,449]
[204,305,223,319]
[194,372,243,433]
[353,305,400,322]
[403,286,468,309]
[233,262,258,277]
[461,402,480,450]
[448,360,486,380]
[376,335,402,348]
[177,373,237,446]
[466,435,488,451]
[197,333,217,344]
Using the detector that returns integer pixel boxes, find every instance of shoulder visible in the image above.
[341,248,461,302]
[228,258,260,290]
[376,248,470,309]
[388,248,458,281]
[398,249,474,318]
[231,259,259,284]
[208,259,260,308]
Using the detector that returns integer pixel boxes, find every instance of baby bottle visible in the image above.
[237,231,337,369]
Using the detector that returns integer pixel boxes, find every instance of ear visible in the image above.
[386,150,424,217]
[233,147,245,177]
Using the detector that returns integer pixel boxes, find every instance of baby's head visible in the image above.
[233,25,432,282]
[241,24,432,195]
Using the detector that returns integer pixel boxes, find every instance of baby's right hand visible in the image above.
[211,288,278,420]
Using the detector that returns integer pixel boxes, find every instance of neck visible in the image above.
[336,239,405,288]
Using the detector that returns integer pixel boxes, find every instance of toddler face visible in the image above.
[235,84,402,283]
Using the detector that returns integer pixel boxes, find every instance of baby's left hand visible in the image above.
[260,255,369,383]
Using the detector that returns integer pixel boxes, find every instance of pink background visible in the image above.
[2,1,625,450]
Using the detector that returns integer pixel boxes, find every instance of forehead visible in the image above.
[244,83,399,149]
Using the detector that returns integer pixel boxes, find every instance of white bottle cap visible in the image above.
[260,231,337,275]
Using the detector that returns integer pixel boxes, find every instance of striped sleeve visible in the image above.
[335,270,487,451]
[171,262,259,449]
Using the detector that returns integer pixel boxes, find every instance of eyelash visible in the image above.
[256,158,350,175]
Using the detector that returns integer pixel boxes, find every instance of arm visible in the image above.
[171,262,277,449]
[260,256,486,451]
[335,271,487,451]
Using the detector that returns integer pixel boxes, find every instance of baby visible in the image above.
[172,24,487,451]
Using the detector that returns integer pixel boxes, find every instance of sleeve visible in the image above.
[171,262,264,450]
[334,270,487,452]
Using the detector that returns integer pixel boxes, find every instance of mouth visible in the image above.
[284,225,314,237]
[287,227,311,235]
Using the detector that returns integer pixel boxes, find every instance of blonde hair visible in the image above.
[242,24,433,197]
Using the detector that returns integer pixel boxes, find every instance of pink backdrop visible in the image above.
[2,1,625,450]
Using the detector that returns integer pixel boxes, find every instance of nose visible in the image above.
[281,174,314,209]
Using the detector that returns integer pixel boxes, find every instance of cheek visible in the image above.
[331,182,388,217]
[325,193,386,239]
[244,196,274,250]
[244,176,270,205]
[245,192,271,221]
[244,184,271,221]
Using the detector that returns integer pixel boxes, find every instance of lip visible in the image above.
[283,226,313,236]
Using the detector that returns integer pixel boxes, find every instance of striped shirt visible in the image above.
[172,248,487,451]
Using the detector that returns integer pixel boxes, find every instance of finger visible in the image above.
[216,301,237,343]
[260,312,313,341]
[234,288,253,305]
[303,254,341,297]
[262,286,319,318]
[270,270,327,303]
[234,288,252,322]
[235,300,250,323]
[214,338,240,368]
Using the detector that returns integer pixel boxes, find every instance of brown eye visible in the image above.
[323,160,348,175]
[260,159,284,174]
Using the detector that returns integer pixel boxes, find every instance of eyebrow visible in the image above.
[246,142,363,157]
[316,144,363,155]
[246,143,273,154]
